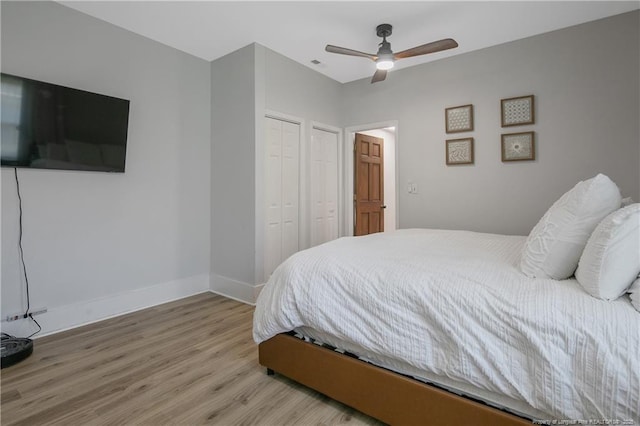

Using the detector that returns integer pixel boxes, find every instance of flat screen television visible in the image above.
[0,73,130,172]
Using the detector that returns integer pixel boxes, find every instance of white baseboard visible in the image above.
[210,274,262,305]
[14,274,210,338]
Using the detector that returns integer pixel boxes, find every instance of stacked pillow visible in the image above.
[520,174,621,280]
[575,203,640,300]
[520,173,640,309]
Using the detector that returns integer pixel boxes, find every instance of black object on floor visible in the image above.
[1,333,33,368]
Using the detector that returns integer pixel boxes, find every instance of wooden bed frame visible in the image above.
[259,333,532,425]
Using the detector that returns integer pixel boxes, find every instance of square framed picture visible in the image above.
[446,137,474,165]
[501,95,534,127]
[502,132,535,162]
[445,104,474,133]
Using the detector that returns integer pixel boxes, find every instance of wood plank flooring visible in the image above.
[1,293,383,425]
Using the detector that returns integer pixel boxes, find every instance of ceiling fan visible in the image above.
[326,24,458,83]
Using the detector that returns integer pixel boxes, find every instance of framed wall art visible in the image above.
[445,104,474,133]
[502,131,535,162]
[501,95,534,127]
[446,137,474,165]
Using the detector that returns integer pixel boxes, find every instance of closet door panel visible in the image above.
[324,132,339,243]
[310,128,339,247]
[265,118,283,279]
[281,121,300,261]
[310,129,326,247]
[264,117,300,282]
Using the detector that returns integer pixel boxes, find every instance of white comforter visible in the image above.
[253,229,640,421]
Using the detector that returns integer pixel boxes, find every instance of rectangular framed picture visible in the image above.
[502,131,535,162]
[501,95,534,127]
[446,137,474,165]
[445,104,474,133]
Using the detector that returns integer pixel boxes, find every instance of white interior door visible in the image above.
[265,118,283,280]
[281,121,300,261]
[310,127,339,247]
[264,117,300,281]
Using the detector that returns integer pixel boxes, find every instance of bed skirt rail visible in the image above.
[258,333,531,426]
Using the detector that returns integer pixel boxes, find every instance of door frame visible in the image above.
[310,122,344,241]
[344,120,399,237]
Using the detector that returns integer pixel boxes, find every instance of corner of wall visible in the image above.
[210,274,260,305]
[254,43,267,286]
[210,42,261,298]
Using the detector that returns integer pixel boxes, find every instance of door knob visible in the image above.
[381,205,387,209]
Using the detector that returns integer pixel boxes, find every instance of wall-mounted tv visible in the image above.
[1,73,130,172]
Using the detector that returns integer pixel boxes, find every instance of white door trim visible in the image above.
[310,122,344,240]
[265,110,305,125]
[344,120,399,236]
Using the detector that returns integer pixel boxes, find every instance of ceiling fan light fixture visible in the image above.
[376,56,394,70]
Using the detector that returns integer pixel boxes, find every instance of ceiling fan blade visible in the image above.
[326,45,377,60]
[371,69,387,84]
[394,38,458,60]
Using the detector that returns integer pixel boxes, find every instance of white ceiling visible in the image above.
[59,1,639,84]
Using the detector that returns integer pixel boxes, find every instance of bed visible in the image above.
[253,228,640,424]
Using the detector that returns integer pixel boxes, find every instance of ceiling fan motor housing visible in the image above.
[376,24,392,39]
[376,24,393,57]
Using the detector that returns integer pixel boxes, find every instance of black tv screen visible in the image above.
[1,73,130,172]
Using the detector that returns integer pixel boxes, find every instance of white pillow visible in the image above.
[520,174,621,279]
[575,204,640,299]
[628,276,640,312]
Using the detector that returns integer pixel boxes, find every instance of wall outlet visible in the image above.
[4,314,22,322]
[407,182,418,194]
[3,307,47,322]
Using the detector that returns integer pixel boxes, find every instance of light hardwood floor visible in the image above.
[1,293,383,425]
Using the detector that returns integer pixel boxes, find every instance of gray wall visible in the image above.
[262,45,344,126]
[210,44,257,287]
[1,1,211,334]
[342,11,640,236]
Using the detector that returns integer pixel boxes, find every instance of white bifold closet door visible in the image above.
[310,127,339,247]
[264,117,300,281]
